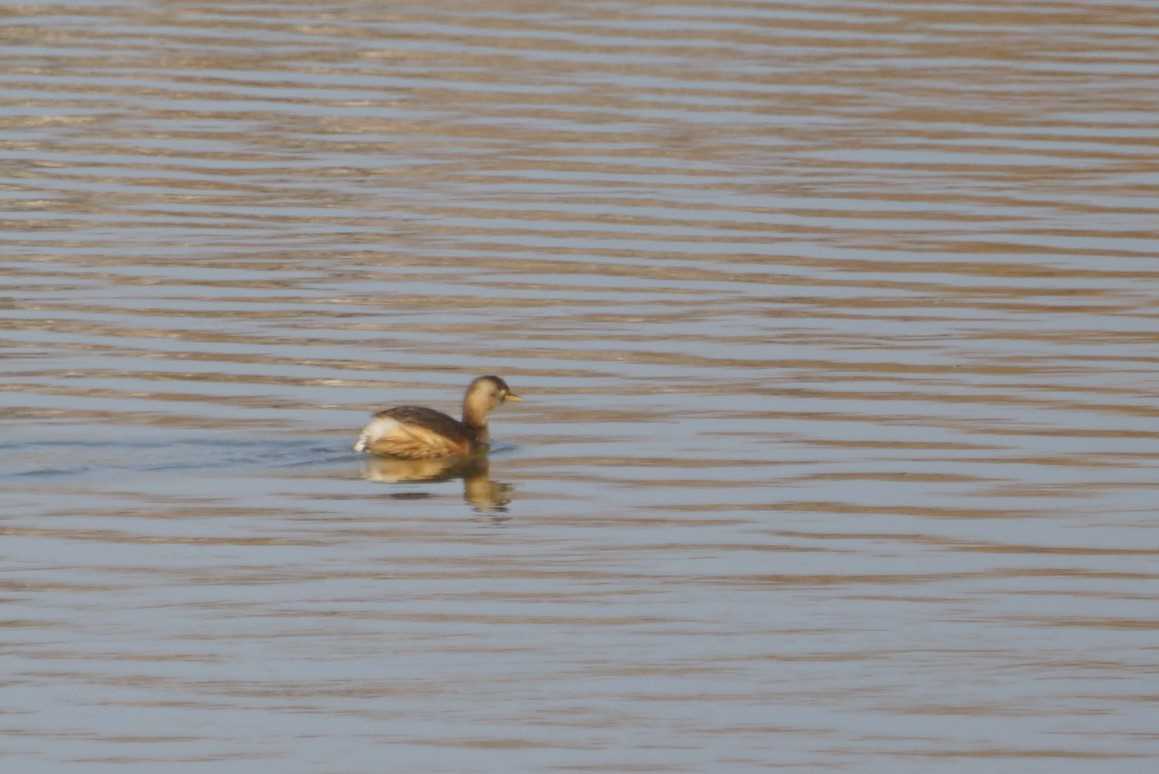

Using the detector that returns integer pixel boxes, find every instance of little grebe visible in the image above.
[353,375,521,459]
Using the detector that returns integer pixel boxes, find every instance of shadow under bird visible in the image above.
[353,375,521,459]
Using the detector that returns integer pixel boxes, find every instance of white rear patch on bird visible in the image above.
[353,415,401,453]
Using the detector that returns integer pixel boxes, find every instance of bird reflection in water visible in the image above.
[359,454,513,514]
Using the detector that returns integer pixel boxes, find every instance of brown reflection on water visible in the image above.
[2,0,1159,771]
[362,454,514,514]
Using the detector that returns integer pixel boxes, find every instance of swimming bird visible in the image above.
[353,375,521,459]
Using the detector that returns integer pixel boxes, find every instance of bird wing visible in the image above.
[356,406,472,459]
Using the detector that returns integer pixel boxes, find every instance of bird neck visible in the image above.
[462,401,490,438]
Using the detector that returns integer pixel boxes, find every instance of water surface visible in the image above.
[2,1,1158,771]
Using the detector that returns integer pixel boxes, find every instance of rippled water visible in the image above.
[2,1,1158,771]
